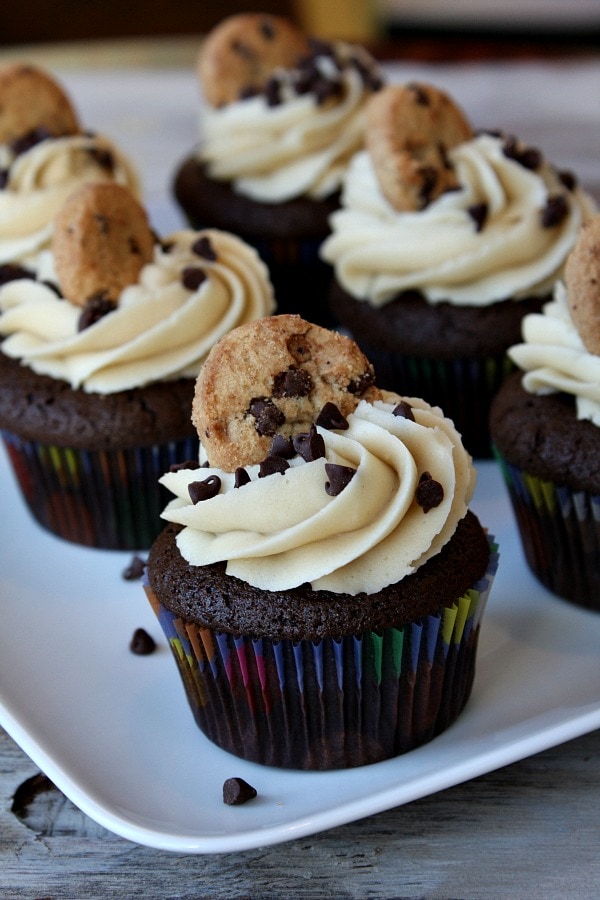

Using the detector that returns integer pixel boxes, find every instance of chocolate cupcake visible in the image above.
[0,183,275,549]
[490,214,600,610]
[172,13,383,325]
[321,82,597,458]
[145,315,498,769]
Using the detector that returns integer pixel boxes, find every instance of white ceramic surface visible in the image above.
[1,454,599,853]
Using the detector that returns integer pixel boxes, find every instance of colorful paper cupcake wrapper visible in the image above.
[494,452,600,610]
[351,342,514,459]
[2,429,199,550]
[145,536,498,770]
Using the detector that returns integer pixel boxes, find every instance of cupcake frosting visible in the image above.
[0,132,140,266]
[321,132,596,306]
[0,229,275,393]
[508,281,600,426]
[160,394,476,596]
[199,42,382,203]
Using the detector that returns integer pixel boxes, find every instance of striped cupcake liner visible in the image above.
[494,452,600,610]
[145,537,498,770]
[2,429,199,550]
[350,343,515,460]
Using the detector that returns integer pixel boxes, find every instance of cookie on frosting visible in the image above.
[565,214,600,355]
[365,82,473,211]
[197,13,310,107]
[193,314,380,470]
[0,62,79,144]
[52,182,155,307]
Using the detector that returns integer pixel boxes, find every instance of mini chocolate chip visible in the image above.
[234,466,251,488]
[169,459,201,472]
[41,280,62,297]
[325,463,356,496]
[189,475,221,503]
[122,554,146,581]
[270,434,295,458]
[316,402,348,430]
[558,169,577,191]
[392,401,415,421]
[260,19,275,40]
[541,195,569,228]
[10,126,52,157]
[467,202,488,232]
[181,266,207,291]
[503,136,542,170]
[272,366,312,398]
[78,293,116,331]
[129,628,156,655]
[0,169,8,188]
[313,77,343,106]
[259,455,290,477]
[0,263,35,284]
[293,424,325,462]
[415,472,444,512]
[223,777,257,806]
[87,147,114,171]
[348,369,375,395]
[418,166,438,207]
[248,397,285,437]
[265,77,282,107]
[192,235,217,260]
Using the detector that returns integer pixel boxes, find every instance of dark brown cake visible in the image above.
[490,370,600,495]
[148,510,490,642]
[0,350,195,450]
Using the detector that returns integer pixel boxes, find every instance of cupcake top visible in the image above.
[0,182,275,394]
[508,213,600,426]
[0,62,140,268]
[320,82,596,307]
[195,13,383,203]
[159,315,476,596]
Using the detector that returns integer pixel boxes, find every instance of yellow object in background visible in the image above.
[293,0,378,40]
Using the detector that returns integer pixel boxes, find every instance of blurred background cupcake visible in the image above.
[490,214,600,611]
[0,181,275,549]
[321,81,597,458]
[0,61,140,272]
[172,12,383,325]
[145,315,498,770]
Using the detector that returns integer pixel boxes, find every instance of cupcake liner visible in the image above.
[351,342,514,459]
[494,452,600,610]
[2,429,199,550]
[145,537,498,770]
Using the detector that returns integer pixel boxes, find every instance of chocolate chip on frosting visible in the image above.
[325,463,356,496]
[169,459,201,472]
[192,235,217,260]
[541,195,569,228]
[234,466,251,488]
[270,433,295,458]
[316,402,348,430]
[189,475,221,503]
[467,202,488,233]
[77,293,116,331]
[392,401,415,421]
[181,266,207,291]
[415,471,444,512]
[293,424,325,462]
[259,455,290,477]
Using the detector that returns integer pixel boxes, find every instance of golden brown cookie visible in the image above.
[565,214,600,355]
[197,13,310,107]
[0,62,79,144]
[52,182,155,307]
[193,314,381,471]
[365,82,473,211]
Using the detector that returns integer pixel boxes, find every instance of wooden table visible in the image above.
[2,726,599,896]
[1,37,599,898]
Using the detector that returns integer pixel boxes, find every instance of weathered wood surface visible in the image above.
[1,725,599,898]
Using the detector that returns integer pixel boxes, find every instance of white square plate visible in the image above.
[1,451,599,853]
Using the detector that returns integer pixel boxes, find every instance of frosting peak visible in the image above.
[160,395,476,595]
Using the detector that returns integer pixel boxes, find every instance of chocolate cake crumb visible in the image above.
[129,628,156,655]
[122,554,146,581]
[222,777,257,805]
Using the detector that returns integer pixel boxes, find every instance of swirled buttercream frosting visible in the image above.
[509,281,600,426]
[0,132,140,266]
[320,132,596,307]
[198,41,382,203]
[0,229,275,393]
[160,394,476,595]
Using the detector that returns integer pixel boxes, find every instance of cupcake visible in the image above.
[321,82,597,458]
[145,314,498,770]
[0,182,275,549]
[173,13,383,325]
[0,61,140,270]
[490,214,600,611]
